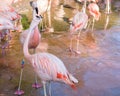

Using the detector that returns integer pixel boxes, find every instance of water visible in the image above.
[1,1,120,96]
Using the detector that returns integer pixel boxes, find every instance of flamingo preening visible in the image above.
[88,2,101,31]
[23,12,78,96]
[69,9,88,54]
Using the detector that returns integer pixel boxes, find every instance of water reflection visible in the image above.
[104,14,109,30]
[1,1,120,96]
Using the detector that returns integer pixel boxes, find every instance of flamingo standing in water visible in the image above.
[23,14,78,96]
[88,2,101,31]
[69,9,88,54]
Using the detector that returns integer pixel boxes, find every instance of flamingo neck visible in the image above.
[23,29,31,60]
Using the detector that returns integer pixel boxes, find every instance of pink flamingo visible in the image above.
[0,16,17,30]
[0,16,17,55]
[0,0,20,42]
[0,15,18,42]
[88,2,101,31]
[69,9,88,54]
[20,1,42,88]
[23,14,78,96]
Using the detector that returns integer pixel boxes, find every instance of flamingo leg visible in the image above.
[32,49,42,89]
[14,63,24,95]
[18,68,23,91]
[76,30,81,54]
[48,81,51,96]
[106,0,111,14]
[33,49,38,84]
[43,81,47,96]
[69,37,73,52]
[104,15,109,30]
[33,48,37,83]
[92,17,95,31]
[86,19,92,31]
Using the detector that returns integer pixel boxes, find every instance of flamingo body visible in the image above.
[88,3,101,21]
[70,12,88,34]
[0,16,16,30]
[29,52,78,86]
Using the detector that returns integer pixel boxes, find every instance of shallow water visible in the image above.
[1,1,120,96]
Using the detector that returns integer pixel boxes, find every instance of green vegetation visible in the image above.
[21,14,30,30]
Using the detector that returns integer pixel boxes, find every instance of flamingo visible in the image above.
[69,9,88,54]
[0,15,18,54]
[0,0,21,40]
[20,1,42,88]
[0,16,17,30]
[0,0,21,55]
[23,13,78,96]
[88,2,101,31]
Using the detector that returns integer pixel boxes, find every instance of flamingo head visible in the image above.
[29,15,42,30]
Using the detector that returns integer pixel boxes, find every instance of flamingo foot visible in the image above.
[32,82,42,89]
[74,50,81,55]
[14,90,24,95]
[68,47,73,52]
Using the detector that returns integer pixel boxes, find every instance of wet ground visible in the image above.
[1,23,120,96]
[1,1,120,95]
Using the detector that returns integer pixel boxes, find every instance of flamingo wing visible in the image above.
[32,52,78,87]
[70,12,88,33]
